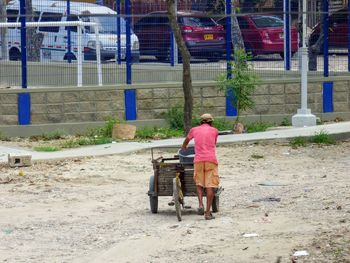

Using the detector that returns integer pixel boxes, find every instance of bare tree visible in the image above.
[166,0,193,134]
[25,0,43,61]
[230,1,245,51]
[0,0,8,60]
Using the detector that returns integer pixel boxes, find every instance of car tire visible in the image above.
[9,48,21,61]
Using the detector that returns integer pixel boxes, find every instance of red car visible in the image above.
[218,15,298,58]
[309,9,348,49]
[133,11,226,61]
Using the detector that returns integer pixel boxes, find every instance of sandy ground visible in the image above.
[0,141,349,263]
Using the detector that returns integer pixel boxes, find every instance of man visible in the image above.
[181,113,219,220]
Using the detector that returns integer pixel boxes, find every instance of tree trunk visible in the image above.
[0,0,8,60]
[308,6,324,71]
[26,0,43,61]
[166,0,193,135]
[231,2,245,51]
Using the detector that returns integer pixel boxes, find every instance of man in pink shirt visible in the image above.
[181,113,219,220]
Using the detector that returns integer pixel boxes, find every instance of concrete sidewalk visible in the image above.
[1,121,350,163]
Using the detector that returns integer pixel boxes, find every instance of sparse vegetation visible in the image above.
[310,131,336,145]
[280,117,291,126]
[245,122,273,133]
[289,137,308,148]
[33,145,61,152]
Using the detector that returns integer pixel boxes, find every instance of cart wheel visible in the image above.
[173,178,182,221]
[212,195,219,213]
[149,176,158,213]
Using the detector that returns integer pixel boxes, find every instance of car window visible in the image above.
[237,17,249,29]
[81,15,128,34]
[65,15,79,32]
[39,12,62,32]
[330,11,347,24]
[181,16,216,27]
[251,16,283,28]
[6,9,18,23]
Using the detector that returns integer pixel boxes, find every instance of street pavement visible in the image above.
[1,121,350,163]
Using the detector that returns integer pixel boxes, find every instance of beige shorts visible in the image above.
[194,161,219,188]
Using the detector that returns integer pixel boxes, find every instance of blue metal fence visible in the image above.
[1,0,350,88]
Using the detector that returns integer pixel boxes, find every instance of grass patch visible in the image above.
[289,137,308,148]
[30,130,65,141]
[310,131,336,145]
[245,122,274,133]
[280,117,291,126]
[33,145,61,152]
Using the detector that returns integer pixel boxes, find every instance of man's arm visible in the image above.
[181,137,191,149]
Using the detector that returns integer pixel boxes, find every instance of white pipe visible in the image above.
[77,24,82,87]
[301,0,308,112]
[0,21,97,28]
[94,24,102,86]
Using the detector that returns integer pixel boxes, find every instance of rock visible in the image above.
[112,124,137,140]
[233,123,245,134]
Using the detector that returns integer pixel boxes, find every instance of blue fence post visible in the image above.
[124,89,137,120]
[66,0,73,63]
[225,0,236,116]
[348,0,350,72]
[125,0,132,84]
[18,0,30,125]
[323,82,333,112]
[322,0,332,113]
[283,0,291,70]
[323,0,329,77]
[116,0,121,65]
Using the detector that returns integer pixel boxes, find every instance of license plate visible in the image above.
[279,33,284,39]
[204,34,213,40]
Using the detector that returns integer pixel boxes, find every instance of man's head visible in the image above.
[200,113,214,125]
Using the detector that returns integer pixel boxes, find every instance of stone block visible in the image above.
[193,87,202,97]
[0,104,17,115]
[80,113,97,122]
[110,101,124,111]
[63,92,80,103]
[95,90,115,101]
[270,95,285,105]
[168,88,183,98]
[202,87,220,97]
[285,94,300,104]
[112,124,136,140]
[64,113,81,123]
[79,102,96,112]
[333,92,348,103]
[80,91,96,101]
[254,84,269,95]
[168,98,184,107]
[153,88,169,99]
[153,98,170,109]
[254,105,270,114]
[269,84,284,95]
[31,93,47,104]
[285,104,299,114]
[95,111,116,121]
[63,103,79,113]
[308,83,322,93]
[137,99,153,110]
[268,105,285,114]
[334,103,349,112]
[31,114,48,124]
[0,94,17,104]
[333,81,349,92]
[8,154,32,167]
[137,89,153,99]
[0,115,17,125]
[96,101,113,112]
[47,104,63,114]
[285,83,300,94]
[137,110,155,120]
[47,92,63,103]
[47,114,63,123]
[252,95,269,105]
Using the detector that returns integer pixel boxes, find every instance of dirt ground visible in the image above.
[0,141,349,263]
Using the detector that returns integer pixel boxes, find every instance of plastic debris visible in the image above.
[243,233,259,238]
[293,250,309,257]
[253,197,281,202]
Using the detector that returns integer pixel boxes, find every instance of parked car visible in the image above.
[217,15,298,59]
[2,0,140,62]
[309,8,348,50]
[133,11,226,61]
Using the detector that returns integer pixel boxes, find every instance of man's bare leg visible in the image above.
[205,187,214,219]
[196,185,204,209]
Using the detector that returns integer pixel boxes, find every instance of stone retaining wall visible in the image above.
[1,77,350,128]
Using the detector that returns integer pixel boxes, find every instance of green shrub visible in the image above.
[310,131,336,145]
[165,107,184,130]
[280,117,291,126]
[136,127,183,140]
[289,137,307,148]
[33,145,61,152]
[246,122,273,133]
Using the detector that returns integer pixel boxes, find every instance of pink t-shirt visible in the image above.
[187,123,218,164]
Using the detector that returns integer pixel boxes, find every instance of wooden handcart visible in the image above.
[147,146,223,221]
